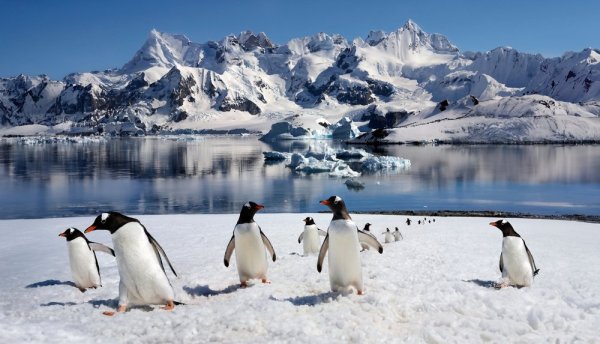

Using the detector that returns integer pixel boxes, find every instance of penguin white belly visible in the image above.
[384,233,394,243]
[502,237,533,287]
[234,223,268,282]
[328,220,363,292]
[393,232,401,241]
[67,237,100,289]
[303,225,321,255]
[112,223,174,305]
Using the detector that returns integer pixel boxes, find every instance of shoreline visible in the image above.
[1,210,598,224]
[351,210,600,224]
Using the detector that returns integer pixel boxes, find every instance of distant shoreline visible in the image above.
[349,210,600,224]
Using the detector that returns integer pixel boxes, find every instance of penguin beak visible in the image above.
[320,200,330,206]
[58,232,66,237]
[489,221,498,228]
[84,225,96,233]
[253,204,265,211]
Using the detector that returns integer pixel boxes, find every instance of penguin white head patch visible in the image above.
[334,196,342,204]
[101,213,109,223]
[69,227,75,234]
[244,202,250,208]
[501,219,507,225]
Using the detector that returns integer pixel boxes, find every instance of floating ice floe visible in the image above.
[262,146,410,180]
[344,178,365,190]
[12,136,107,145]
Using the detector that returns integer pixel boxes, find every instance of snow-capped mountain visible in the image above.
[1,20,599,141]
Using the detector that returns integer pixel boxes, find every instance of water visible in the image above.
[1,136,599,219]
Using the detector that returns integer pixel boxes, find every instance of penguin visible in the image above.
[298,217,327,256]
[489,220,540,288]
[418,220,421,225]
[317,196,383,294]
[383,228,394,243]
[84,212,178,315]
[406,218,411,226]
[359,223,373,251]
[58,227,115,292]
[393,227,403,241]
[224,202,276,287]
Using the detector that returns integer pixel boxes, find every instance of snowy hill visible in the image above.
[1,214,598,342]
[1,20,600,142]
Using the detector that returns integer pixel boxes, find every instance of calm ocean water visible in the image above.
[1,136,599,219]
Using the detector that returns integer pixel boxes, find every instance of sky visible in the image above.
[1,0,599,79]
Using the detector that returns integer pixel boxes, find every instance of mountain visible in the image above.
[1,20,599,142]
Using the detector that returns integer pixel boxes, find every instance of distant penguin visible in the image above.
[360,223,373,251]
[59,227,115,292]
[489,220,540,288]
[383,228,394,243]
[406,218,411,226]
[418,220,421,225]
[393,227,403,241]
[85,212,178,315]
[224,202,276,287]
[298,217,327,255]
[317,196,383,294]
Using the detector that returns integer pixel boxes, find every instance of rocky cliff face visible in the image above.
[1,20,599,136]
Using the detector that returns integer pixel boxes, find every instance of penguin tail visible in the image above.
[533,269,540,276]
[174,301,186,306]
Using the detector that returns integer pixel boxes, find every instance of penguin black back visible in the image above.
[303,217,316,226]
[363,223,372,231]
[86,212,139,234]
[489,220,520,237]
[237,202,264,224]
[320,196,351,220]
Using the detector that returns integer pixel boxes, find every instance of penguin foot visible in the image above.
[102,305,126,316]
[357,290,364,295]
[261,279,271,284]
[494,281,509,289]
[161,300,175,311]
[240,281,248,288]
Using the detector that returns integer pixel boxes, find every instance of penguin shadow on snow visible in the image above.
[26,279,76,289]
[183,284,241,297]
[463,279,500,289]
[40,301,77,307]
[270,291,341,306]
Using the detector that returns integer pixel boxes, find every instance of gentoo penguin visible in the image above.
[359,223,373,251]
[224,202,276,287]
[489,220,540,288]
[85,212,178,315]
[317,196,383,294]
[406,218,411,226]
[298,217,327,256]
[393,227,403,241]
[383,228,394,243]
[58,227,115,292]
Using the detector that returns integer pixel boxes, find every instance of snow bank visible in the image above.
[1,214,598,343]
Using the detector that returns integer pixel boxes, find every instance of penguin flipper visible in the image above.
[88,242,115,256]
[358,230,383,254]
[224,235,235,267]
[145,229,178,277]
[523,242,539,276]
[297,232,304,244]
[499,253,504,273]
[259,228,276,262]
[318,229,327,237]
[317,234,329,273]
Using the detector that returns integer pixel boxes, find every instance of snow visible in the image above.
[1,214,598,342]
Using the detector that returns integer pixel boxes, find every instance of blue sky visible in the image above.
[1,0,599,79]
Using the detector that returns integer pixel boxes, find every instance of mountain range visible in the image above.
[1,20,599,142]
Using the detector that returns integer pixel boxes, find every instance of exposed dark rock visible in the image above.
[366,79,395,97]
[566,71,576,81]
[438,99,449,111]
[368,114,387,129]
[219,97,261,115]
[172,110,188,122]
[584,78,592,92]
[336,86,374,105]
[470,95,479,105]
